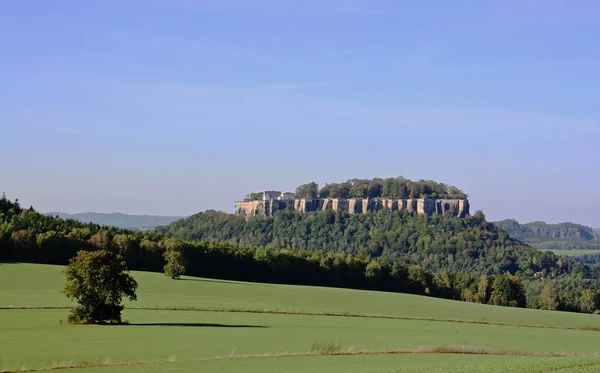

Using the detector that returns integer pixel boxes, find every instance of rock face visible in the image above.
[235,198,470,218]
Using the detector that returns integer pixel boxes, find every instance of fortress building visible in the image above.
[235,191,469,218]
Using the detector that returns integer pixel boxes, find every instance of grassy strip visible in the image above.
[2,305,600,333]
[2,345,596,373]
[0,306,70,310]
[547,360,600,373]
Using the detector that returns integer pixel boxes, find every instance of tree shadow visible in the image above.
[124,322,268,328]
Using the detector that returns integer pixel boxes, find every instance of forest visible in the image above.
[1,194,599,313]
[157,209,576,277]
[244,176,468,200]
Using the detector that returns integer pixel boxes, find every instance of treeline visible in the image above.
[245,177,468,200]
[535,241,600,251]
[316,177,468,199]
[156,209,596,280]
[157,209,600,312]
[1,195,598,313]
[571,253,600,266]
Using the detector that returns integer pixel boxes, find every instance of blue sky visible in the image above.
[1,1,599,226]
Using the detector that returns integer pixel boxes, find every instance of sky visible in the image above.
[1,1,599,226]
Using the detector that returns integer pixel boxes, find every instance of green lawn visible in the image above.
[2,263,600,372]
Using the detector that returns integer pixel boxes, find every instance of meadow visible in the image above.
[2,263,600,372]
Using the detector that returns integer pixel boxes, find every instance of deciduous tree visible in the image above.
[164,249,187,279]
[63,250,137,324]
[490,274,526,307]
[539,281,560,310]
[295,182,319,199]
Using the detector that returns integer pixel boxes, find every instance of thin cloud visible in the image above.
[246,82,327,91]
[78,78,327,101]
[135,0,382,17]
[51,127,93,135]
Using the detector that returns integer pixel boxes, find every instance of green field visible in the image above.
[2,263,600,372]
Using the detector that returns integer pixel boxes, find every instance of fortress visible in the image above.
[235,191,470,218]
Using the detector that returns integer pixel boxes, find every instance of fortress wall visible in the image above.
[236,198,470,218]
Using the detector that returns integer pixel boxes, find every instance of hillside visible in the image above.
[45,212,184,230]
[493,219,600,251]
[157,209,556,275]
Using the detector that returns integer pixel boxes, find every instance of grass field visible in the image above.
[2,263,600,372]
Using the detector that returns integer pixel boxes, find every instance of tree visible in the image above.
[367,178,383,198]
[328,182,351,198]
[477,274,491,304]
[364,261,382,280]
[295,182,319,199]
[63,250,137,324]
[489,274,526,307]
[244,192,263,201]
[164,248,187,279]
[349,179,369,198]
[539,281,560,310]
[580,289,598,313]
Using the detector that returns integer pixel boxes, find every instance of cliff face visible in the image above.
[236,198,469,218]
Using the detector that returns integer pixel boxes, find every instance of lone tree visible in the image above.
[63,250,138,324]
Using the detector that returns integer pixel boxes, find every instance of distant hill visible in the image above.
[45,212,184,230]
[492,219,600,251]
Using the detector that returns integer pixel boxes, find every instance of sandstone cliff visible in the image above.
[235,198,469,218]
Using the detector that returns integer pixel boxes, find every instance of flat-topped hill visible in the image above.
[238,176,469,218]
[493,219,600,252]
[494,220,599,242]
[236,197,469,217]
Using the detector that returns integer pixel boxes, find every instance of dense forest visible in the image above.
[245,177,468,200]
[2,194,599,313]
[157,209,579,278]
[493,219,600,251]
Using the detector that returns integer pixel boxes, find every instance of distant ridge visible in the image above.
[493,219,600,251]
[45,212,184,230]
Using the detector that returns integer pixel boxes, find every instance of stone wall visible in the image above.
[236,198,470,218]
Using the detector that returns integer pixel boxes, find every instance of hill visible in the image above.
[493,219,600,251]
[2,194,600,313]
[45,212,184,230]
[2,263,600,372]
[156,209,566,277]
